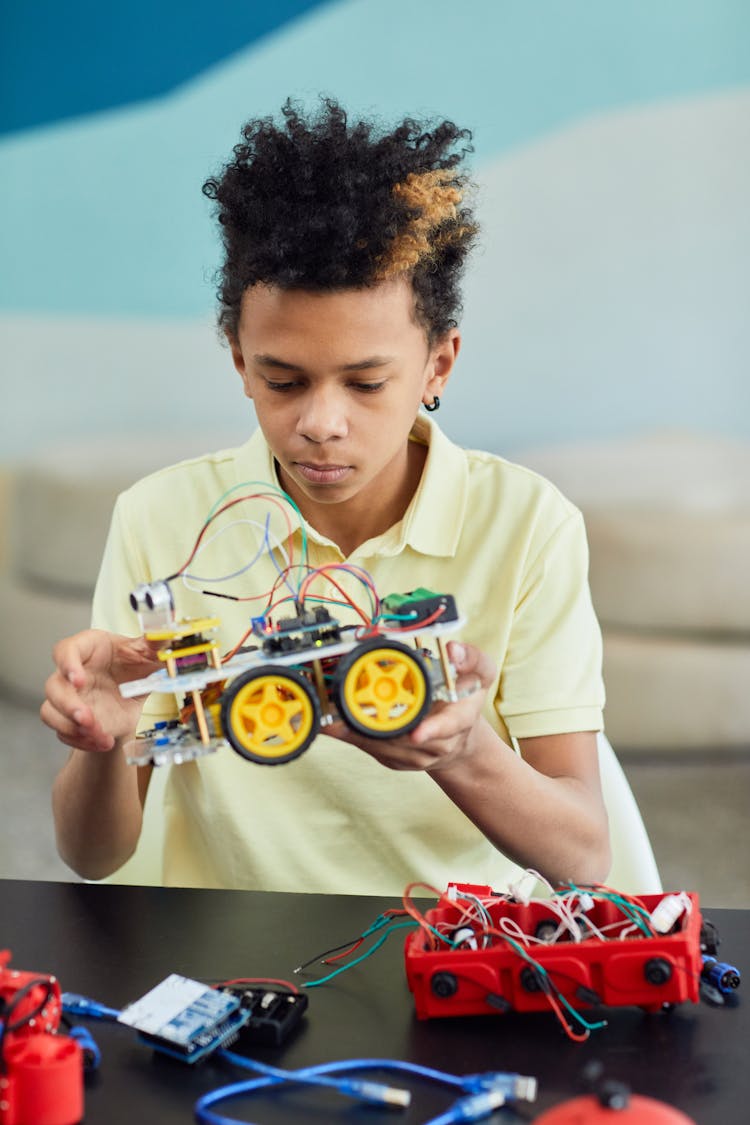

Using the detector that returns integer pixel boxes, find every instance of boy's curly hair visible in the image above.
[202,98,479,343]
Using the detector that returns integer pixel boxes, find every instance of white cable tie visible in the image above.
[649,893,689,934]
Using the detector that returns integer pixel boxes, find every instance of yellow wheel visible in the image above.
[220,667,320,764]
[333,639,432,739]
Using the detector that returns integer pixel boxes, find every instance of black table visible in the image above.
[1,880,747,1124]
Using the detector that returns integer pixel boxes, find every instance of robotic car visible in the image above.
[120,583,465,768]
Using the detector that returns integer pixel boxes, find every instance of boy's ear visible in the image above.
[228,334,252,398]
[424,329,460,404]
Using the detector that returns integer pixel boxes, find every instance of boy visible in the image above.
[42,100,610,893]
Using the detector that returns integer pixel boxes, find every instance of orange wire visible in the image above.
[402,882,445,950]
[175,492,297,578]
[402,890,591,1041]
[213,976,300,994]
[298,562,378,602]
[322,907,410,965]
[383,604,446,633]
[222,623,257,664]
[297,564,378,627]
[542,988,590,1042]
[457,921,594,1040]
[323,939,365,965]
[567,883,652,913]
[566,883,657,936]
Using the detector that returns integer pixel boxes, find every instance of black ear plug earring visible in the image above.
[424,396,440,412]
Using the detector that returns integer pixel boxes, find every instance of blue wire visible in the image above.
[196,1055,478,1125]
[223,1053,466,1089]
[55,991,532,1123]
[184,513,271,585]
[60,993,122,1021]
[216,1049,401,1105]
[263,514,299,600]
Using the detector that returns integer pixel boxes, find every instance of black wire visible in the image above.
[0,977,56,1069]
[3,977,56,1033]
[294,937,370,973]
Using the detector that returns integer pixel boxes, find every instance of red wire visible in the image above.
[563,883,657,936]
[383,604,446,633]
[323,939,365,965]
[565,883,652,913]
[299,562,379,603]
[297,564,378,627]
[434,913,593,1042]
[542,988,590,1042]
[213,976,300,994]
[321,908,409,965]
[402,882,445,951]
[174,492,297,578]
[222,624,256,664]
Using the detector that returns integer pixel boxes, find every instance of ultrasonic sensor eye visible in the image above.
[128,581,175,631]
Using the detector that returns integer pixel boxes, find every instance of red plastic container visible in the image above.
[0,953,82,1125]
[0,952,62,1037]
[404,885,702,1019]
[534,1092,696,1124]
[0,1035,83,1125]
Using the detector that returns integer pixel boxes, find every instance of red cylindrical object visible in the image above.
[1,1034,83,1125]
[534,1093,696,1125]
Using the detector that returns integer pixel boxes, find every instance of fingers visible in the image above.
[333,702,477,769]
[336,727,445,772]
[41,628,153,756]
[40,710,115,754]
[410,700,474,746]
[43,652,97,728]
[332,641,498,772]
[408,689,491,759]
[447,641,496,688]
[42,673,88,739]
[412,644,494,745]
[40,694,115,753]
[51,630,102,690]
[48,715,115,753]
[42,630,116,752]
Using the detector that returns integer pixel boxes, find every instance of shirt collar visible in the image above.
[232,416,469,558]
[398,414,468,557]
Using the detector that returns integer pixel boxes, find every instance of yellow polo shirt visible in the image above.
[92,416,604,893]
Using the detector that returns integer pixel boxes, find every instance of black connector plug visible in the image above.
[221,986,308,1048]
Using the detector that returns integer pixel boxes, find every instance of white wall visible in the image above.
[2,0,748,461]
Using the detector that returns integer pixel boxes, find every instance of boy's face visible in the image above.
[229,279,458,530]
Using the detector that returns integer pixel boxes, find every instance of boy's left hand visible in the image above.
[329,640,496,772]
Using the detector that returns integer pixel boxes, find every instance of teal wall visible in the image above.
[2,0,748,456]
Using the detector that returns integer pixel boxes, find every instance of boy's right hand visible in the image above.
[41,630,162,753]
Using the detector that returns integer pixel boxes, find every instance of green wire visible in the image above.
[558,883,653,937]
[373,612,419,623]
[552,986,608,1032]
[302,922,418,988]
[302,905,607,1037]
[482,926,608,1034]
[302,907,464,990]
[203,479,309,587]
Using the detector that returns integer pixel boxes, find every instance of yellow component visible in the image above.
[342,646,427,732]
[227,674,315,761]
[206,700,223,733]
[180,682,226,736]
[145,617,220,642]
[156,640,219,662]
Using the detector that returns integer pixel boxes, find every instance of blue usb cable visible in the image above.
[196,1052,537,1125]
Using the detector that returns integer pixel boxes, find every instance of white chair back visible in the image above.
[104,733,662,894]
